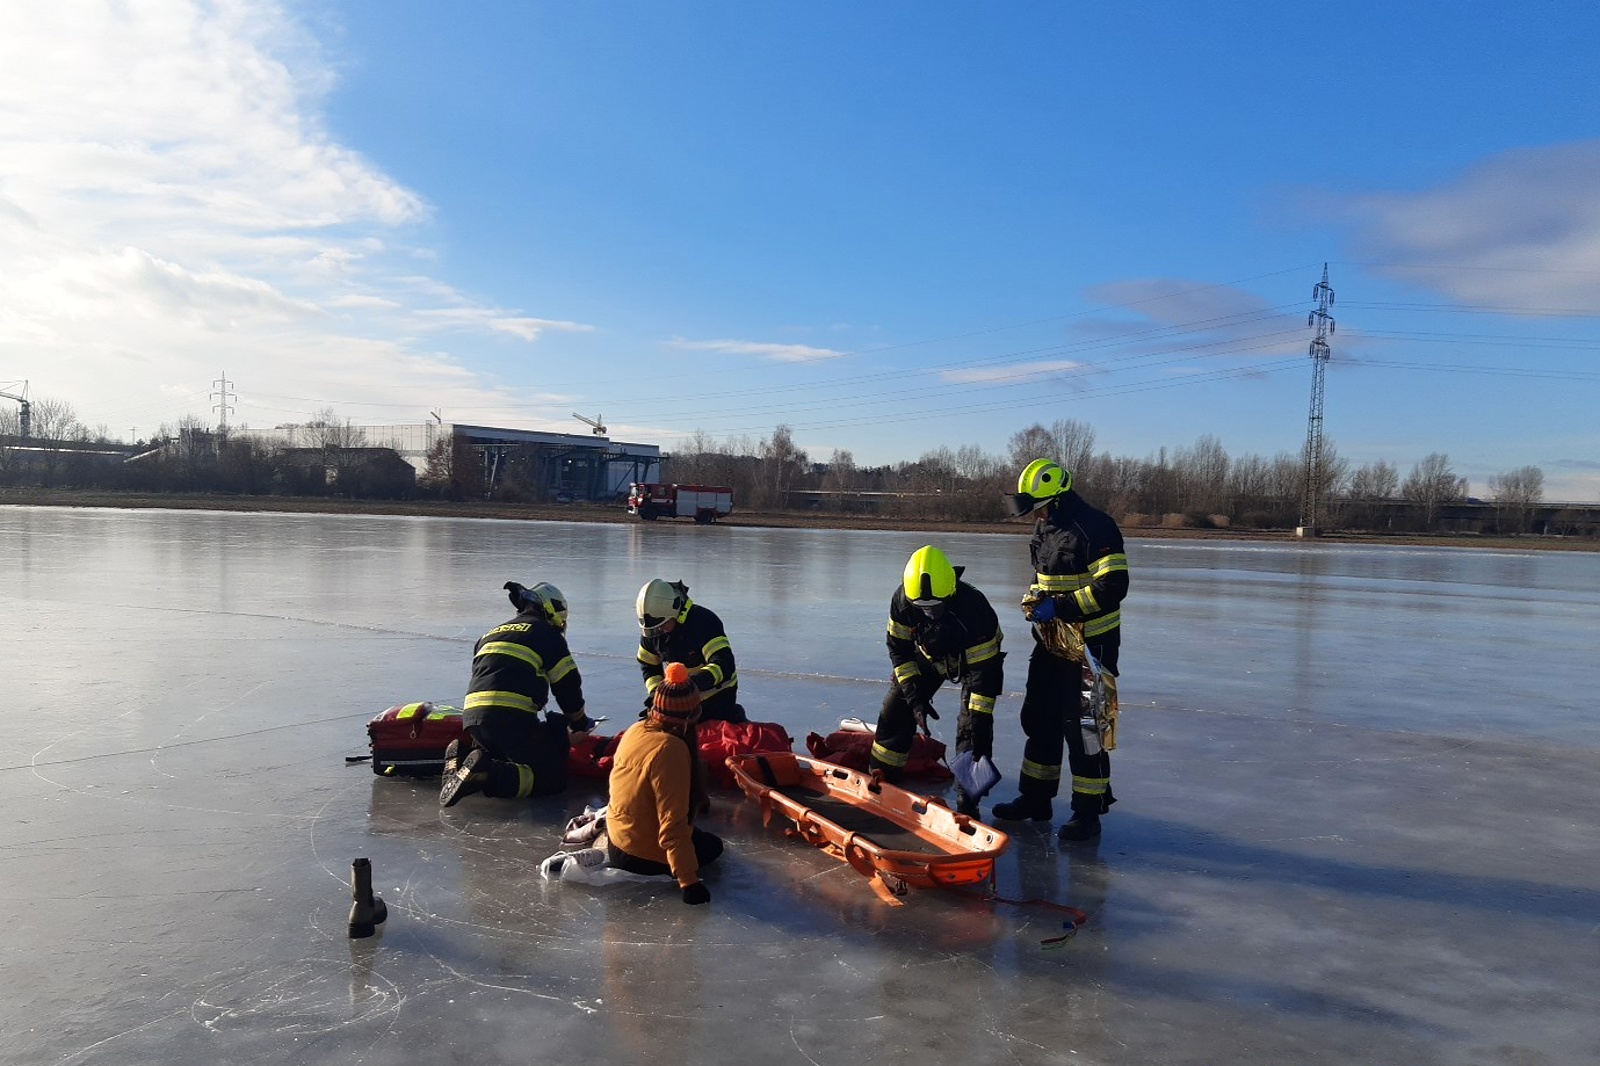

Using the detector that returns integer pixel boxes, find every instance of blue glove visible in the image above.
[1029,596,1058,623]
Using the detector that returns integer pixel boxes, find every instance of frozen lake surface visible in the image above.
[3,506,1598,1066]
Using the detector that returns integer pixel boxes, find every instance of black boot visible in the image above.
[991,794,1052,822]
[441,735,475,778]
[1057,812,1102,842]
[953,787,979,819]
[867,757,904,785]
[347,857,388,938]
[440,749,487,808]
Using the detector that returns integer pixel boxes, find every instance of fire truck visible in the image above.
[627,483,734,524]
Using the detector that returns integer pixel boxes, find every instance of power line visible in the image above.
[210,372,236,432]
[1299,264,1335,536]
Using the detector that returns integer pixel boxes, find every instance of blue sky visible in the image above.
[3,1,1598,499]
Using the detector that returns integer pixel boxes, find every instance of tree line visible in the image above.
[1,398,1585,537]
[667,420,1576,537]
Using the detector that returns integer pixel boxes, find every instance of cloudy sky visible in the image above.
[2,1,1598,498]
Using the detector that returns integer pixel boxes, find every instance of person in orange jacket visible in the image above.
[605,662,723,904]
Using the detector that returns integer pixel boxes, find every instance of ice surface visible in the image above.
[3,506,1598,1065]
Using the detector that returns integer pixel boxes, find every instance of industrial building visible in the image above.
[339,421,661,502]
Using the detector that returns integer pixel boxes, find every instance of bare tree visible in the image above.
[1348,460,1399,500]
[758,424,808,508]
[823,449,857,492]
[1007,424,1056,469]
[1050,419,1098,478]
[1173,434,1230,515]
[1343,459,1399,529]
[1007,419,1097,480]
[1401,453,1467,531]
[419,434,485,500]
[1488,465,1544,534]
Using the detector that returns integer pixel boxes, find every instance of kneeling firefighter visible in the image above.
[635,578,746,723]
[606,662,723,904]
[441,580,597,807]
[871,546,1004,815]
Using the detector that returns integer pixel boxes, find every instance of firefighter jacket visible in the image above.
[606,721,701,887]
[885,581,1004,720]
[637,601,737,708]
[1030,490,1130,645]
[463,606,587,727]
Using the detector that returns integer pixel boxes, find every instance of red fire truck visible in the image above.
[627,483,735,524]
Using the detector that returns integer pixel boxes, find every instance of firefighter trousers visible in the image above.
[465,708,570,799]
[1016,642,1117,817]
[870,674,992,781]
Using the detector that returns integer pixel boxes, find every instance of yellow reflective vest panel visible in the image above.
[464,608,586,725]
[1029,492,1129,645]
[638,601,739,709]
[885,581,1004,715]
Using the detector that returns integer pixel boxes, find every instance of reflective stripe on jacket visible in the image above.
[638,601,738,700]
[885,581,1004,716]
[464,608,585,725]
[1030,491,1129,644]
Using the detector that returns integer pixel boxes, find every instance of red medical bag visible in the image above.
[366,702,465,777]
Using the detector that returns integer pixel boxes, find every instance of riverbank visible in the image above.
[3,486,1594,551]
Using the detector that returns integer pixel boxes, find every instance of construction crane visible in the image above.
[0,380,30,440]
[571,412,607,436]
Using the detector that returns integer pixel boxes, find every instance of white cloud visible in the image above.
[1338,140,1600,309]
[411,309,595,341]
[668,338,847,363]
[941,359,1084,385]
[0,0,585,433]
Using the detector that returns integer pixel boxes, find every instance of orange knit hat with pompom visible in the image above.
[651,661,702,723]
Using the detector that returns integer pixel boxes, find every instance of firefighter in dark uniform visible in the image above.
[440,580,597,807]
[635,578,747,724]
[992,459,1129,841]
[871,545,1004,816]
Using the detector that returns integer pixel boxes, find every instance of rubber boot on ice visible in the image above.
[991,794,1052,822]
[1057,812,1102,842]
[347,857,388,939]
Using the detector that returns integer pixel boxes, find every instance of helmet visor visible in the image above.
[1003,492,1043,518]
[912,598,947,619]
[639,613,672,635]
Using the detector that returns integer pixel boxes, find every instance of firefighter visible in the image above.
[440,580,597,807]
[635,578,747,723]
[992,459,1130,841]
[872,545,1004,816]
[606,661,723,904]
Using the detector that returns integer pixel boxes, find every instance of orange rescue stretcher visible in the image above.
[725,750,1010,906]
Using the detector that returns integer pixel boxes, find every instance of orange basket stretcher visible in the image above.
[725,750,1010,906]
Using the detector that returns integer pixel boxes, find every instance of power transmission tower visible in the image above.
[1297,264,1336,537]
[211,372,236,432]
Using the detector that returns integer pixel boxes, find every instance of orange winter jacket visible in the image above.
[607,721,699,886]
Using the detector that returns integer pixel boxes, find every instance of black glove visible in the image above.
[569,714,598,735]
[504,581,527,609]
[910,700,938,736]
[681,881,711,906]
